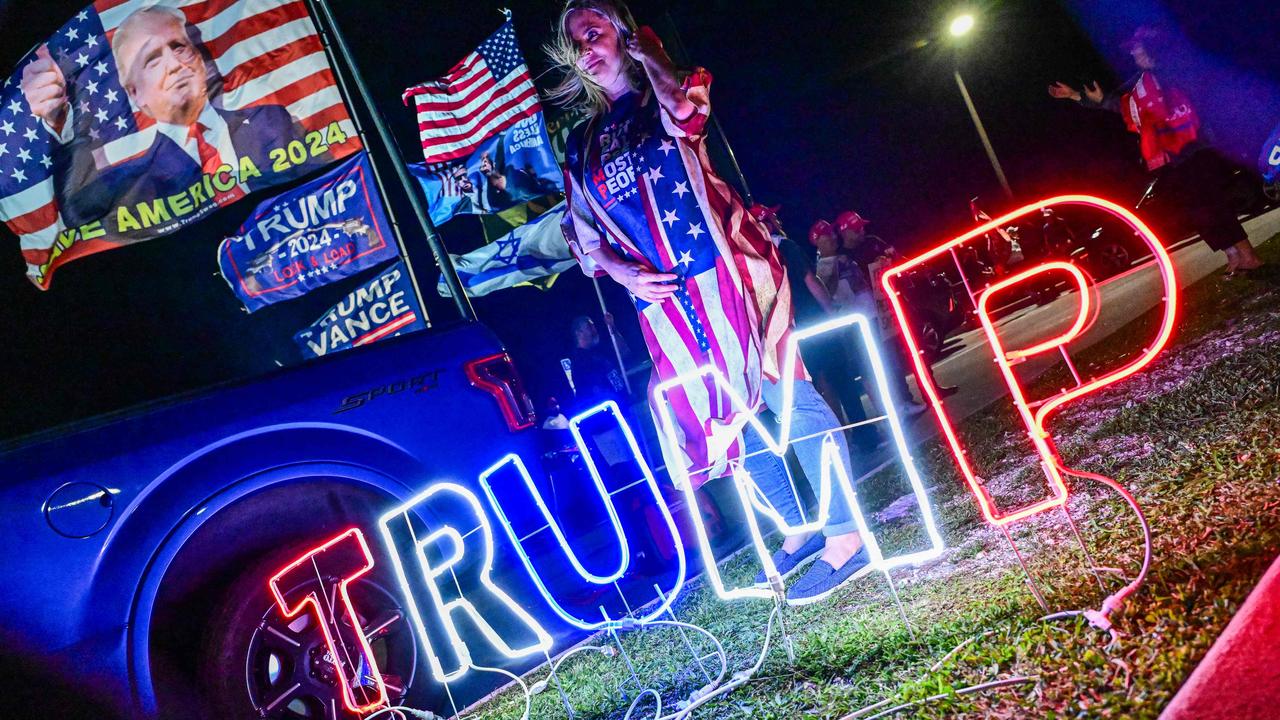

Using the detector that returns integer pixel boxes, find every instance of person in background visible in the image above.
[834,210,958,405]
[551,0,871,603]
[566,314,629,410]
[1049,26,1265,278]
[752,205,880,453]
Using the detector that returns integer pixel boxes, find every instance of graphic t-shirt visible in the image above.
[815,253,872,314]
[582,91,719,279]
[580,90,722,353]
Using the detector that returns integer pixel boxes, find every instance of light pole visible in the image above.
[950,13,1014,200]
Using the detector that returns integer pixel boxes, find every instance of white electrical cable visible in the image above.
[841,461,1154,720]
[469,665,533,720]
[1053,462,1153,636]
[650,605,780,720]
[623,688,664,720]
[528,644,617,695]
[851,675,1040,720]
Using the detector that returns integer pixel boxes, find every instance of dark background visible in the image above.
[0,0,1277,441]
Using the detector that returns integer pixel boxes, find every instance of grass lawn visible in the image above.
[468,233,1280,720]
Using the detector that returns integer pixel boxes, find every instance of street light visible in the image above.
[950,14,975,37]
[949,12,1014,199]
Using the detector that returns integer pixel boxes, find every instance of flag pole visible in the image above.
[306,0,475,320]
[592,276,633,396]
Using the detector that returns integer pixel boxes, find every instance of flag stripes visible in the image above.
[403,22,541,164]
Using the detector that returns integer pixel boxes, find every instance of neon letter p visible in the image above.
[881,195,1178,526]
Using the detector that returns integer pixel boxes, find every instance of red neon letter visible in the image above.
[881,195,1178,526]
[268,528,389,714]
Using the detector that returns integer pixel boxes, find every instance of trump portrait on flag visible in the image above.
[22,5,321,230]
[0,0,361,289]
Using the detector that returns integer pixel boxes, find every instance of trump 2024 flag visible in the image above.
[0,0,361,289]
[217,152,397,312]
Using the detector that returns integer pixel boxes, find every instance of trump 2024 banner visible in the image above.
[295,261,425,358]
[217,152,397,312]
[0,0,362,289]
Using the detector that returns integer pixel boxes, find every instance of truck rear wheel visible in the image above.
[198,541,418,720]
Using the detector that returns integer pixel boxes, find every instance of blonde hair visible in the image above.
[544,0,645,116]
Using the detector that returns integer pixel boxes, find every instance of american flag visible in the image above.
[563,73,797,487]
[402,22,540,164]
[0,0,358,289]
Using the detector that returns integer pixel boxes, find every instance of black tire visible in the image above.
[1263,178,1280,208]
[198,538,419,720]
[1090,241,1131,279]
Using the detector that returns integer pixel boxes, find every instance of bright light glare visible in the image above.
[950,14,975,37]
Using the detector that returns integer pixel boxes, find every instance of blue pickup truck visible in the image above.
[0,314,571,717]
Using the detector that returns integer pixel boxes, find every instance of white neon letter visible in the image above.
[653,312,945,602]
[377,483,552,683]
[479,401,687,629]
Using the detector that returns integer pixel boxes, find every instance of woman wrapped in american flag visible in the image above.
[550,0,871,604]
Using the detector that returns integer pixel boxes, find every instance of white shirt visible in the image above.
[154,103,238,171]
[46,102,240,178]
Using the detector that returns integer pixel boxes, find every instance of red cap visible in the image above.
[748,204,781,222]
[808,220,835,244]
[1121,25,1164,52]
[835,211,868,232]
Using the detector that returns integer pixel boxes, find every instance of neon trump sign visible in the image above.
[265,193,1179,707]
[881,194,1179,526]
[265,310,946,707]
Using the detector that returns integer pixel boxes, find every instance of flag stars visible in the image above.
[85,35,98,48]
[16,147,30,163]
[94,61,109,77]
[94,108,108,123]
[658,139,675,155]
[661,208,679,227]
[687,221,705,239]
[646,165,664,184]
[10,167,26,183]
[75,52,89,68]
[75,9,88,21]
[0,120,13,135]
[39,154,51,169]
[104,88,118,104]
[78,99,90,114]
[677,250,694,267]
[0,143,7,157]
[85,80,99,95]
[672,180,689,199]
[7,99,22,114]
[114,116,127,131]
[22,126,36,142]
[65,27,80,41]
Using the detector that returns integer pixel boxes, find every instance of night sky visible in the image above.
[0,0,1277,440]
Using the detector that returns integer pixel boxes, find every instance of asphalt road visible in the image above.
[919,207,1280,429]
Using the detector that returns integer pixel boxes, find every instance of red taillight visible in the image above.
[464,353,536,431]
